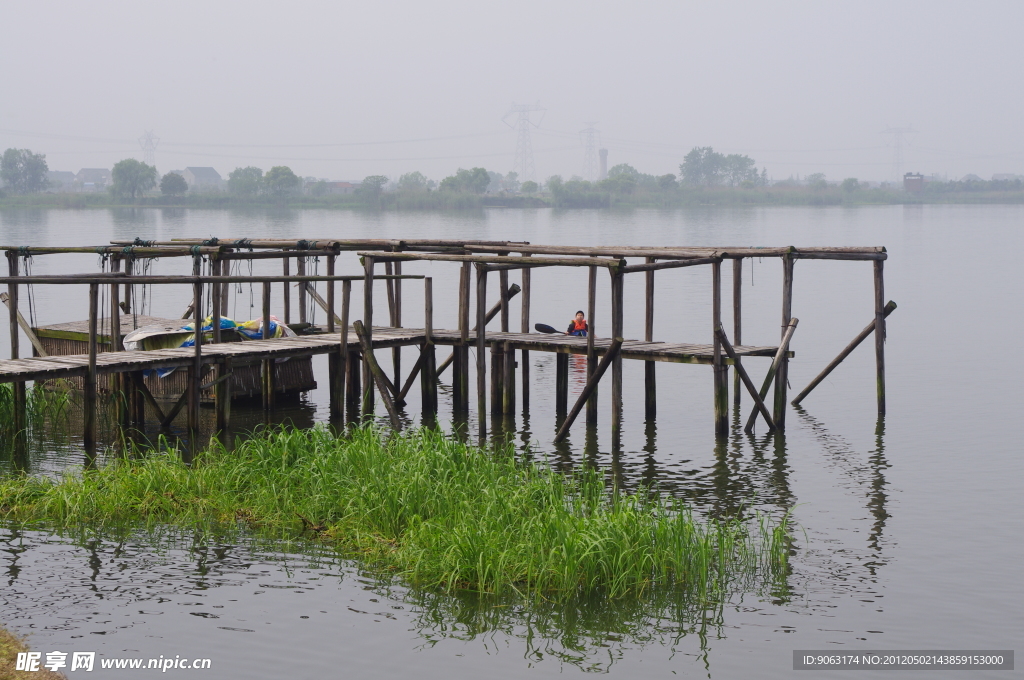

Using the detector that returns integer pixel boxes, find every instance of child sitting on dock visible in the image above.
[566,311,589,337]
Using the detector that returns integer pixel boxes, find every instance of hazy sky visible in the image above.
[2,1,1022,183]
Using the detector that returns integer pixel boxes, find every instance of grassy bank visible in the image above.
[1,626,65,679]
[0,427,788,601]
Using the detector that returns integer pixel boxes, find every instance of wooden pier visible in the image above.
[1,239,893,451]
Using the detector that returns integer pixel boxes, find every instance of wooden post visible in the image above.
[331,280,351,419]
[123,256,133,315]
[453,262,470,412]
[109,255,126,426]
[520,253,531,413]
[732,257,742,407]
[297,255,307,324]
[261,281,274,413]
[715,325,776,430]
[644,256,656,419]
[745,318,799,433]
[216,356,232,436]
[712,260,728,435]
[873,260,886,415]
[586,264,598,424]
[502,340,514,415]
[6,253,25,441]
[326,254,336,333]
[499,268,509,332]
[353,320,403,430]
[282,257,291,324]
[793,301,896,406]
[490,344,503,415]
[610,267,624,432]
[394,261,402,390]
[774,255,794,429]
[84,283,99,454]
[421,277,437,417]
[476,264,488,430]
[188,278,203,439]
[556,353,568,414]
[362,256,375,413]
[435,285,520,376]
[553,338,623,443]
[211,257,222,344]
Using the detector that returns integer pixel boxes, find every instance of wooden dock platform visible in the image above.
[0,328,790,383]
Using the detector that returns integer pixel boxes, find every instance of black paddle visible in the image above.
[534,323,561,334]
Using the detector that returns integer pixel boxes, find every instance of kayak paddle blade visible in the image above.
[534,323,560,334]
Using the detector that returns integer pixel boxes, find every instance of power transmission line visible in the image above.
[138,130,159,167]
[882,126,913,182]
[580,122,600,181]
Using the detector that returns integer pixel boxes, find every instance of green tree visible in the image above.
[264,166,300,197]
[657,174,677,191]
[841,177,860,193]
[1,148,50,194]
[359,175,389,200]
[806,173,828,189]
[398,171,428,191]
[111,158,157,200]
[439,167,490,193]
[722,154,757,186]
[228,166,264,196]
[160,172,188,197]
[680,147,726,186]
[521,180,538,194]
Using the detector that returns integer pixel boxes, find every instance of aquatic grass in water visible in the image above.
[0,384,72,437]
[0,426,789,600]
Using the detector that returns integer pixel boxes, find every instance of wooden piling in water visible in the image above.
[644,257,656,419]
[84,283,98,453]
[712,260,728,435]
[5,253,25,441]
[393,261,402,391]
[556,353,569,414]
[297,255,307,324]
[452,262,470,412]
[282,257,291,324]
[792,301,896,406]
[745,318,799,433]
[732,258,742,407]
[476,264,488,430]
[353,320,402,430]
[362,256,375,413]
[610,267,624,431]
[554,337,623,443]
[261,281,274,414]
[773,255,794,429]
[502,340,514,415]
[216,356,232,436]
[435,285,520,376]
[188,278,203,439]
[586,264,598,424]
[520,253,531,413]
[716,324,775,431]
[421,277,437,417]
[109,255,126,426]
[874,259,886,415]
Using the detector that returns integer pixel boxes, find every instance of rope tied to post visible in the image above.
[201,237,219,246]
[190,245,203,257]
[296,239,312,251]
[232,238,253,251]
[132,237,154,247]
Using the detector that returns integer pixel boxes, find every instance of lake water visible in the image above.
[1,205,1021,678]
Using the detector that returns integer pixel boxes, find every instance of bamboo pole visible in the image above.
[84,283,98,454]
[421,277,437,418]
[356,251,625,268]
[326,254,336,333]
[792,301,896,406]
[110,255,125,426]
[744,318,799,433]
[0,292,46,357]
[874,260,886,414]
[733,257,742,407]
[712,260,728,435]
[282,257,290,324]
[644,256,656,419]
[715,325,775,430]
[393,261,402,391]
[353,320,402,430]
[620,257,719,273]
[774,255,795,429]
[502,339,514,415]
[334,280,351,418]
[216,356,232,436]
[553,338,623,443]
[586,263,598,424]
[211,258,222,344]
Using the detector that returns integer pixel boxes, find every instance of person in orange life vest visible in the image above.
[566,310,589,337]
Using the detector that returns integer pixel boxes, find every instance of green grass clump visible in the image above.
[0,384,72,438]
[0,426,788,600]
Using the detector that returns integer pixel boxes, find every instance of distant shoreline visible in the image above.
[2,187,1023,210]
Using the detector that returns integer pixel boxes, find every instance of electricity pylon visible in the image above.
[580,122,600,182]
[503,102,545,182]
[882,126,913,183]
[139,130,160,168]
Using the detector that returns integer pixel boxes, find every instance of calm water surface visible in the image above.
[1,205,1021,678]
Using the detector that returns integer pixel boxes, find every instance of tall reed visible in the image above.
[0,426,789,600]
[0,384,72,438]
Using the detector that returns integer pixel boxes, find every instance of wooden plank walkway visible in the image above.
[0,327,790,384]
